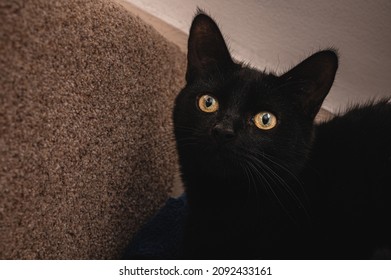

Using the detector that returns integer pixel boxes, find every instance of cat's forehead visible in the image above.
[218,66,295,116]
[227,67,278,103]
[233,67,273,91]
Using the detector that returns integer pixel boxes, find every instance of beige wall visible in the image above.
[126,0,391,113]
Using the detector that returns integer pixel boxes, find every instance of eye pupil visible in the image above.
[262,113,271,125]
[205,97,213,107]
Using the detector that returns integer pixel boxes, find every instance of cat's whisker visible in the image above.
[242,157,272,215]
[176,138,199,145]
[244,154,292,214]
[234,151,271,206]
[246,150,306,195]
[251,153,309,217]
[261,152,304,182]
[256,152,311,217]
[236,160,255,207]
[239,152,290,213]
[236,149,308,223]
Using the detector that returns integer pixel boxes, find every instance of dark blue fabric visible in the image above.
[123,193,187,259]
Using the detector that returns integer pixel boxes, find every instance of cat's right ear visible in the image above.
[186,11,235,82]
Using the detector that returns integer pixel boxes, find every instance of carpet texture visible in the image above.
[0,0,186,259]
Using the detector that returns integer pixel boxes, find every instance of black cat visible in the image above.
[173,12,391,259]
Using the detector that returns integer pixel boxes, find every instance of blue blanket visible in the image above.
[124,194,187,259]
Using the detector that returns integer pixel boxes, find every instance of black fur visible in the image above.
[173,12,391,259]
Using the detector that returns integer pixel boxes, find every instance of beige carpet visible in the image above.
[0,0,186,259]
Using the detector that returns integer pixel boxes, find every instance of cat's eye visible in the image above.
[198,94,219,113]
[253,112,277,130]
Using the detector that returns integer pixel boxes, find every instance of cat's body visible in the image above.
[304,101,391,259]
[173,12,391,259]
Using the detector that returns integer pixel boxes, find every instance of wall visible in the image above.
[126,0,391,112]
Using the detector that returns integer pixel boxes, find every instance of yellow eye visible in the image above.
[198,95,219,113]
[254,112,277,130]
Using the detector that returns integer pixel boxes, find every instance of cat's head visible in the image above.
[174,12,338,187]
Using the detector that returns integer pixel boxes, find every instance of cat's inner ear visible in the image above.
[186,12,235,82]
[280,50,338,120]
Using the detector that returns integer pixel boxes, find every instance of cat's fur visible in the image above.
[173,12,391,259]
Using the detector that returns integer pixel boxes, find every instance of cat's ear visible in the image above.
[186,11,235,82]
[280,50,338,120]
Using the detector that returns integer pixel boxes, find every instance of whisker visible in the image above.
[257,157,307,216]
[258,152,310,214]
[245,154,292,214]
[237,148,310,222]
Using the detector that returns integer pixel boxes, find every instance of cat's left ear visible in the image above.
[280,50,338,120]
[186,12,236,82]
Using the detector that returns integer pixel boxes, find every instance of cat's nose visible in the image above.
[212,124,235,143]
